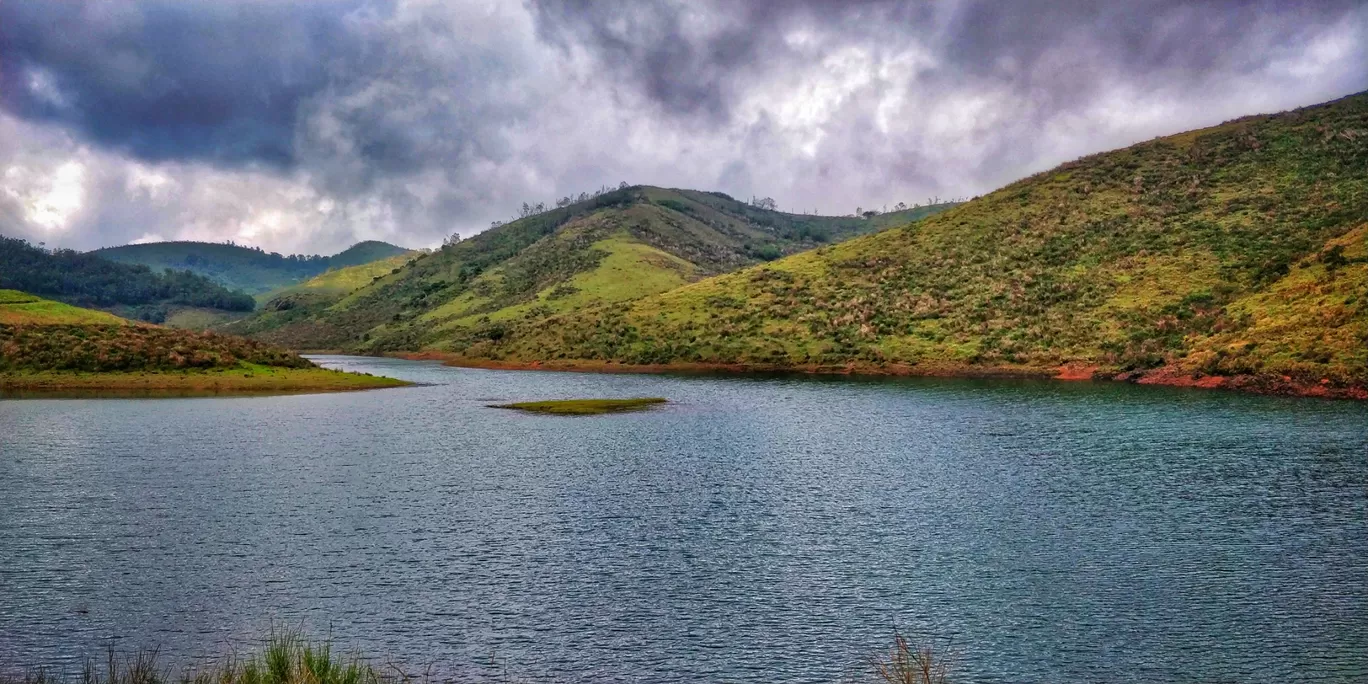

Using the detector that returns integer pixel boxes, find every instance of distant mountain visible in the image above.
[455,92,1368,398]
[92,240,411,294]
[0,235,255,322]
[227,186,954,350]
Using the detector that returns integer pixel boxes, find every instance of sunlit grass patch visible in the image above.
[0,291,129,326]
[489,397,667,415]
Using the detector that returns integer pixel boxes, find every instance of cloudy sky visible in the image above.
[1,1,1365,255]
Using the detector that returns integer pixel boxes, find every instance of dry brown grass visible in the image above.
[869,632,955,684]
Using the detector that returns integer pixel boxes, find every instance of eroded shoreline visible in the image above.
[393,352,1368,401]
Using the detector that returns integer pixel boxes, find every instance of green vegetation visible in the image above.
[446,92,1368,398]
[1,324,310,373]
[229,186,954,351]
[0,292,408,394]
[0,236,256,320]
[0,630,951,684]
[218,253,420,345]
[257,253,417,304]
[0,290,129,325]
[0,365,406,394]
[93,240,411,294]
[161,307,251,330]
[4,633,412,684]
[490,397,667,414]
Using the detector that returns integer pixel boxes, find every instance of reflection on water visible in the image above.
[1,356,1366,683]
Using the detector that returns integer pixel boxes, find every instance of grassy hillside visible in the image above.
[455,92,1368,398]
[0,291,407,393]
[222,252,418,338]
[0,289,129,325]
[255,252,417,304]
[330,240,414,268]
[0,235,255,321]
[93,240,410,294]
[229,186,953,349]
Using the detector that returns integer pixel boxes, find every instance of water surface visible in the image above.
[2,357,1366,683]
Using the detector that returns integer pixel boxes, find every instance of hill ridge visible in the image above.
[93,239,412,294]
[228,186,956,350]
[428,92,1368,399]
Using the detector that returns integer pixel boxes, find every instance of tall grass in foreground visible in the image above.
[868,632,954,684]
[3,630,955,684]
[5,633,428,684]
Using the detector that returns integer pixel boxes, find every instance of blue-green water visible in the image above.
[1,356,1366,683]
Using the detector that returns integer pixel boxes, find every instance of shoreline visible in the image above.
[392,352,1368,401]
[0,366,411,397]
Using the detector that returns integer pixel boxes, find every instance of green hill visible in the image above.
[223,252,418,335]
[0,289,129,325]
[329,241,414,268]
[0,235,256,321]
[92,240,411,294]
[439,92,1368,398]
[227,187,954,350]
[0,290,407,393]
[255,251,418,305]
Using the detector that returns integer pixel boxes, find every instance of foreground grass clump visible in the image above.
[870,632,953,684]
[1,630,952,684]
[490,397,667,415]
[6,633,409,684]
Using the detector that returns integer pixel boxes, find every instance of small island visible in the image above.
[490,397,667,415]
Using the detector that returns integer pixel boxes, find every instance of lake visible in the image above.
[1,356,1366,683]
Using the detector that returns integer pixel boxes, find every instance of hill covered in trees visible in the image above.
[0,236,255,321]
[227,186,953,350]
[429,92,1368,398]
[93,239,411,294]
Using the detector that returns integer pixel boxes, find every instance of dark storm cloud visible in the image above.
[0,0,1364,253]
[0,0,388,166]
[529,0,1365,122]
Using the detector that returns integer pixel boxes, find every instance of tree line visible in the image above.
[0,236,256,314]
[446,182,633,246]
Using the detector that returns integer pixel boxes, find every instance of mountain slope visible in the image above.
[459,92,1368,398]
[0,235,255,321]
[230,187,954,350]
[329,241,414,269]
[256,251,418,304]
[93,240,410,294]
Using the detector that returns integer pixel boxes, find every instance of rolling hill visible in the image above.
[0,235,256,321]
[93,239,411,294]
[227,187,954,350]
[0,289,129,325]
[0,289,407,392]
[437,92,1368,398]
[255,251,418,305]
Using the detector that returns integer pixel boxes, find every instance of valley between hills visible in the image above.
[225,92,1368,400]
